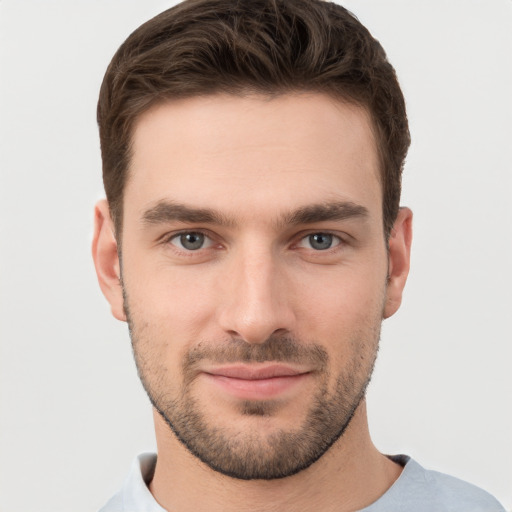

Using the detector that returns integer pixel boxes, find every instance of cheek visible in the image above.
[294,263,387,333]
[123,256,221,344]
[311,281,383,371]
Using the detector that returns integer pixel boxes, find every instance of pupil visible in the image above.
[181,232,204,250]
[310,233,332,250]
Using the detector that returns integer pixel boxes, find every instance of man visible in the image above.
[92,0,506,510]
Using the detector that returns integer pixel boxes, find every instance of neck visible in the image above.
[149,401,402,512]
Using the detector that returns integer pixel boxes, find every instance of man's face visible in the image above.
[104,93,407,479]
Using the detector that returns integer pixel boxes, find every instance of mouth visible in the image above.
[201,364,312,400]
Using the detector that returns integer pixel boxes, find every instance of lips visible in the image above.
[206,364,305,380]
[201,364,311,400]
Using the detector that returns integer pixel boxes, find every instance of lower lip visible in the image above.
[203,373,310,400]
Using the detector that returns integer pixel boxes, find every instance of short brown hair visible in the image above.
[98,0,410,238]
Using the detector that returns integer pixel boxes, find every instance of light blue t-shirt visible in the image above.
[99,453,505,512]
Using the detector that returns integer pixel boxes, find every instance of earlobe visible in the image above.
[384,207,413,319]
[92,200,126,322]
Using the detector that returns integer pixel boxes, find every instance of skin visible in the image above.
[93,93,412,512]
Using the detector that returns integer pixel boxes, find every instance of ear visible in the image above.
[384,207,413,319]
[92,199,126,322]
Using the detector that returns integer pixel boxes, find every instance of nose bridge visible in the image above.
[218,241,293,344]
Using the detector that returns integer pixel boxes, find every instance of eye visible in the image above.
[169,231,213,251]
[297,233,341,251]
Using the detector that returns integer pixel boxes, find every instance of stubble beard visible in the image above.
[124,294,380,481]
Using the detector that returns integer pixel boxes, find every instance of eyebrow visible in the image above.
[282,201,369,226]
[141,199,369,228]
[141,201,234,227]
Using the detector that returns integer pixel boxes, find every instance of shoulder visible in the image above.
[419,464,505,512]
[362,456,506,512]
[98,453,163,512]
[98,492,123,512]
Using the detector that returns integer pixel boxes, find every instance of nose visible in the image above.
[217,247,296,344]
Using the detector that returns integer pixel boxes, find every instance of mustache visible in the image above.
[185,335,329,369]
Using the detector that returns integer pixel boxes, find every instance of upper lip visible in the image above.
[203,364,309,380]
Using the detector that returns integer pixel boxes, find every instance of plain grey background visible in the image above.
[1,1,511,510]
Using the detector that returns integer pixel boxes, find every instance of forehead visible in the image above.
[125,93,381,226]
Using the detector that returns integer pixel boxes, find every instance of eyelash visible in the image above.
[163,230,217,252]
[162,229,347,255]
[294,232,343,251]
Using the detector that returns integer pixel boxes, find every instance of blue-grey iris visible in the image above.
[180,232,204,250]
[309,233,333,250]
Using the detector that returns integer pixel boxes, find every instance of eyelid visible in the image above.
[162,229,218,251]
[158,228,349,253]
[295,232,343,250]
